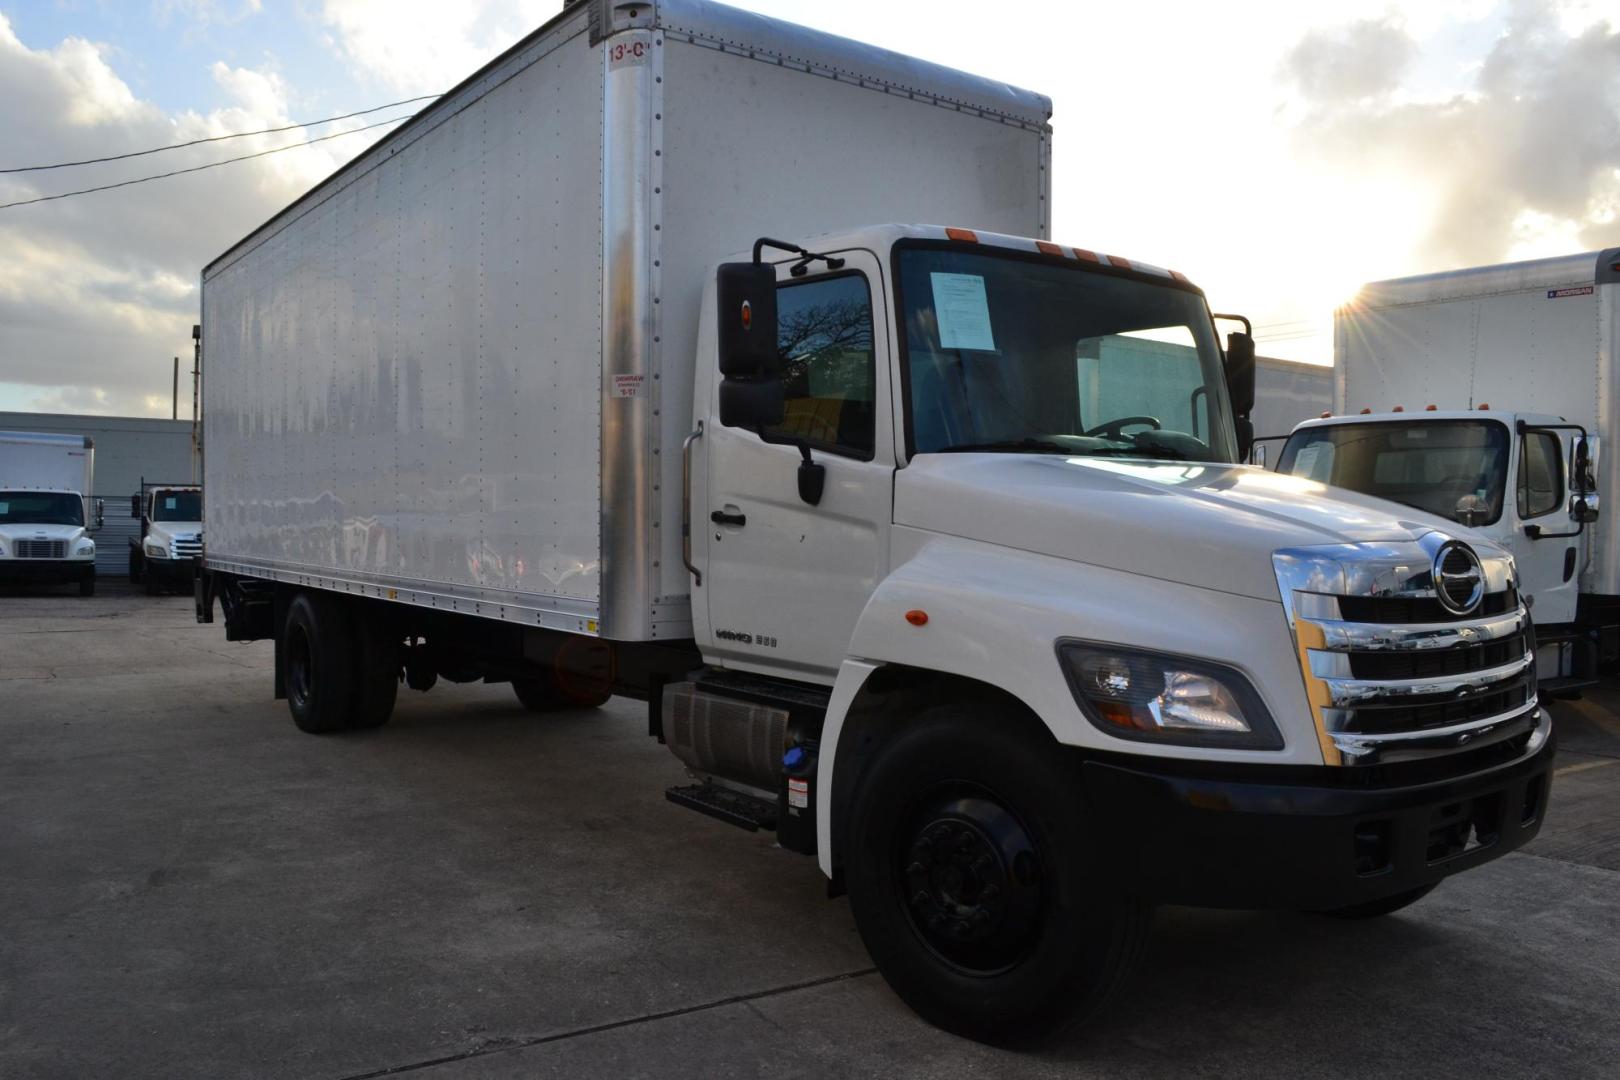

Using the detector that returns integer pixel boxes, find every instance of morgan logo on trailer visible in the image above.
[1548,286,1595,299]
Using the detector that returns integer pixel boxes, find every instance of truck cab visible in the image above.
[1277,409,1607,690]
[0,430,100,596]
[128,482,203,594]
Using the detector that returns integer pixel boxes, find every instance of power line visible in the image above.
[0,94,440,175]
[0,114,411,211]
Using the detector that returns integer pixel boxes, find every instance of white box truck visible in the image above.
[196,0,1557,1043]
[0,430,100,596]
[1276,249,1617,691]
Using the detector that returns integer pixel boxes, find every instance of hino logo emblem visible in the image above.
[1433,540,1485,616]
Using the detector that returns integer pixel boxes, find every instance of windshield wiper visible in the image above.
[936,438,1075,455]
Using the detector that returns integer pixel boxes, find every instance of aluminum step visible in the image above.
[666,783,778,833]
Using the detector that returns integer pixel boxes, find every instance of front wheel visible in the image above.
[844,706,1150,1045]
[78,574,95,597]
[128,551,143,583]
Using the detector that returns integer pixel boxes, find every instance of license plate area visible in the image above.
[1425,793,1503,864]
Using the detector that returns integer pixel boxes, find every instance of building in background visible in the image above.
[0,413,195,577]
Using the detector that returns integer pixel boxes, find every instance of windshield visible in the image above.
[1277,420,1510,526]
[897,245,1236,463]
[152,490,202,522]
[0,490,84,526]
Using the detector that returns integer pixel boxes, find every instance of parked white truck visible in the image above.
[195,0,1556,1043]
[1278,249,1618,691]
[128,480,203,594]
[0,430,100,596]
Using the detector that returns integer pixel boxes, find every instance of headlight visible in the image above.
[1057,641,1283,750]
[77,540,95,555]
[144,541,167,558]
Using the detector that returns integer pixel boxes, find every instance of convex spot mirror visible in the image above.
[716,262,784,429]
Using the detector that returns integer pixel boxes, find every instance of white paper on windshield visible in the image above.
[1294,445,1323,479]
[164,497,177,510]
[0,502,8,515]
[931,273,996,352]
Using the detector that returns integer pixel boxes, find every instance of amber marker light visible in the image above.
[945,227,979,242]
[905,610,929,627]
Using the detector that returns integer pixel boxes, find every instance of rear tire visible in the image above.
[284,592,356,734]
[1321,884,1437,919]
[349,608,400,730]
[844,705,1150,1045]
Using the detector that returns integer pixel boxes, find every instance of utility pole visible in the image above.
[191,325,202,484]
[172,357,179,420]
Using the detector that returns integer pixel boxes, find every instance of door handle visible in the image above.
[710,510,747,528]
[682,423,702,586]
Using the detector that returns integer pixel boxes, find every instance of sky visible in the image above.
[2,0,1619,416]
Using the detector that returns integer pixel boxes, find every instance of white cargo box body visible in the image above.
[1333,248,1620,593]
[0,430,94,496]
[201,0,1050,641]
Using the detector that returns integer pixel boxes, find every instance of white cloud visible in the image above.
[318,0,557,94]
[0,11,406,416]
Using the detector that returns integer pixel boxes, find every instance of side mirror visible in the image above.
[94,498,105,530]
[715,262,784,428]
[1574,494,1601,524]
[130,494,142,518]
[1249,442,1268,469]
[1224,330,1256,418]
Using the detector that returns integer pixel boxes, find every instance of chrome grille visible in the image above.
[171,534,203,558]
[14,539,67,559]
[1275,534,1539,766]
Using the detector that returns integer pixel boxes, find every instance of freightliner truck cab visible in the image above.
[669,225,1554,1038]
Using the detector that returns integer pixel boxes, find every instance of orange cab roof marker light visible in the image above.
[1073,248,1100,263]
[945,227,978,242]
[905,610,929,627]
[1393,405,1405,412]
[1360,407,1372,414]
[1107,255,1132,269]
[1426,404,1438,411]
[1035,240,1064,257]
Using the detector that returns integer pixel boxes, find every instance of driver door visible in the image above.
[699,251,894,680]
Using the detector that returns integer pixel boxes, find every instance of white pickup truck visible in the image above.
[195,0,1556,1044]
[0,430,100,596]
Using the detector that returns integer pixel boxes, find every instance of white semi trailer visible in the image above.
[1278,249,1618,690]
[197,0,1557,1043]
[0,430,100,596]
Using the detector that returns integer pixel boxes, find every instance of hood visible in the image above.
[147,521,203,542]
[0,521,88,545]
[895,455,1483,602]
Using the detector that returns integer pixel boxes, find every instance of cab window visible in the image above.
[1517,431,1563,519]
[765,274,875,459]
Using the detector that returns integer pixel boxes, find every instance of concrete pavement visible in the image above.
[2,584,1617,1078]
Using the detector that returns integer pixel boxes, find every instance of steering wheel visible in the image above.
[1084,415,1162,441]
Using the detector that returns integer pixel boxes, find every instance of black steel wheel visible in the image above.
[284,592,355,734]
[845,704,1150,1045]
[897,785,1045,976]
